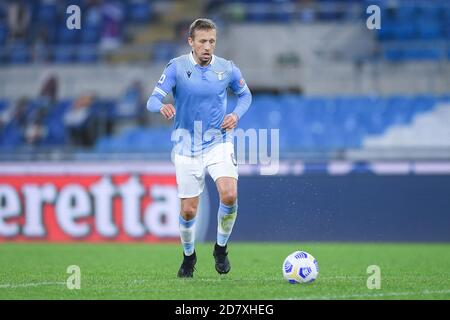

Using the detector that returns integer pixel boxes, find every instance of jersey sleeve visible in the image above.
[229,62,249,96]
[147,60,177,112]
[228,61,252,119]
[153,59,177,99]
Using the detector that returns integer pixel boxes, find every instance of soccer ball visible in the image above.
[282,251,319,284]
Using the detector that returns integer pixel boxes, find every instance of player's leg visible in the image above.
[215,176,238,247]
[177,196,199,278]
[174,153,205,278]
[179,196,199,256]
[206,142,239,274]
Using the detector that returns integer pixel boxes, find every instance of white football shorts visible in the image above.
[173,142,238,198]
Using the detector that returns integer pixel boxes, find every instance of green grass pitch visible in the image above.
[0,242,449,300]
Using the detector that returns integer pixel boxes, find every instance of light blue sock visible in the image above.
[217,202,238,247]
[179,215,196,256]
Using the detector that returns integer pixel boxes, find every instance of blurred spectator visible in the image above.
[24,107,48,145]
[32,26,50,63]
[100,1,123,53]
[21,74,58,143]
[38,74,58,110]
[0,96,29,129]
[0,97,30,147]
[7,0,30,41]
[23,74,58,129]
[86,0,102,27]
[64,93,97,146]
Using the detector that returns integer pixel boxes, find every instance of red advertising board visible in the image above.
[0,163,182,242]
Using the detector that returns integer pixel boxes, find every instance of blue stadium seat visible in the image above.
[95,136,114,152]
[152,41,176,62]
[53,46,75,63]
[127,0,152,24]
[9,43,30,64]
[95,126,173,153]
[393,22,416,40]
[270,3,294,23]
[403,47,442,61]
[77,45,99,63]
[419,4,443,20]
[44,120,66,145]
[0,23,7,46]
[377,20,396,41]
[394,5,416,21]
[383,48,404,61]
[81,26,100,44]
[417,20,443,40]
[245,3,271,23]
[0,100,8,113]
[57,26,81,44]
[374,2,448,61]
[37,2,58,23]
[35,22,58,45]
[3,94,442,152]
[0,123,23,148]
[63,0,84,7]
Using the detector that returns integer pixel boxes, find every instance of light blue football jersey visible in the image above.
[149,52,250,156]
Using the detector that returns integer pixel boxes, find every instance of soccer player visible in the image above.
[147,18,252,278]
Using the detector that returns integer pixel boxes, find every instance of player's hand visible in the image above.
[221,113,239,130]
[160,104,176,120]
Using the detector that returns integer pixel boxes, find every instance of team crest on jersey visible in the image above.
[186,71,192,78]
[213,71,225,80]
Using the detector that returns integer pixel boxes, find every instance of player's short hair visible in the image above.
[189,18,216,39]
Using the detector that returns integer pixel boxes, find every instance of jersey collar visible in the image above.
[189,51,215,67]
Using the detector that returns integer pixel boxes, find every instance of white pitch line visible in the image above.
[0,282,65,289]
[128,276,366,283]
[278,289,450,300]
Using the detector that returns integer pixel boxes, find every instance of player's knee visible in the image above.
[181,205,198,220]
[220,191,237,206]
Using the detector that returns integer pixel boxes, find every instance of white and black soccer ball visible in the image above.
[282,251,319,284]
